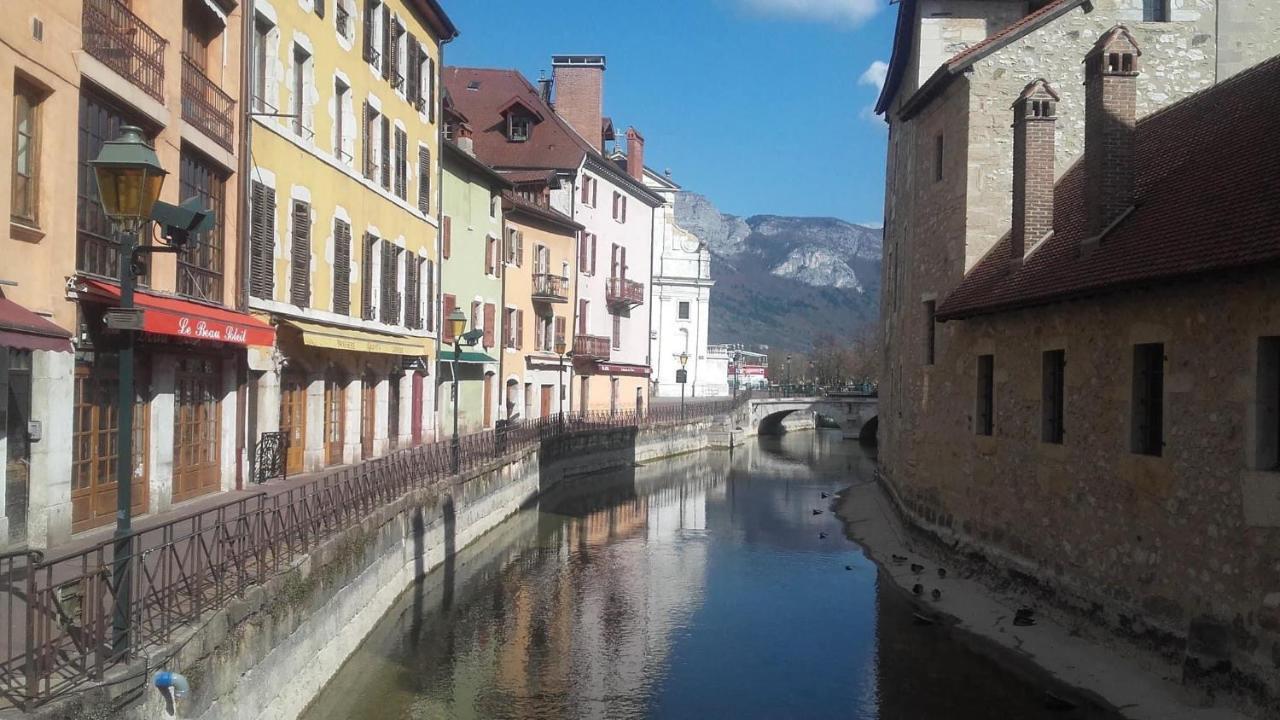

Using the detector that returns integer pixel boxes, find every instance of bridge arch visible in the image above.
[737,396,879,442]
[858,415,878,445]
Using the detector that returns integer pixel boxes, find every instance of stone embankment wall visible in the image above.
[40,421,717,720]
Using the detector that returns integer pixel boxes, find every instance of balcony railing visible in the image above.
[181,55,236,150]
[83,0,167,102]
[532,274,569,303]
[606,277,645,308]
[336,3,350,37]
[573,334,611,361]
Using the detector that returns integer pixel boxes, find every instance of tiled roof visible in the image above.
[443,67,663,205]
[936,55,1280,320]
[501,169,558,185]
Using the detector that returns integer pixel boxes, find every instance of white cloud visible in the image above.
[858,60,889,92]
[739,0,879,27]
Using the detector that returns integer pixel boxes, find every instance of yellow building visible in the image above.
[499,192,581,420]
[246,0,455,474]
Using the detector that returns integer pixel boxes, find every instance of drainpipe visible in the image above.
[569,171,578,414]
[434,34,454,441]
[497,214,507,421]
[235,0,256,490]
[647,203,656,399]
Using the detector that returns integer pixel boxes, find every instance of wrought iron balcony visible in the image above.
[336,3,350,37]
[606,276,645,309]
[573,334,610,361]
[181,55,236,150]
[532,274,569,303]
[83,0,167,102]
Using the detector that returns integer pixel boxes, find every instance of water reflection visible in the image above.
[303,431,1117,720]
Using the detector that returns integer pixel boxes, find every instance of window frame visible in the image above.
[11,79,41,226]
[176,147,227,303]
[975,354,994,436]
[678,301,690,320]
[1256,337,1280,470]
[1142,0,1170,22]
[1041,349,1065,444]
[1130,343,1165,456]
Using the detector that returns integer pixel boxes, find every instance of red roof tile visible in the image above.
[937,55,1280,320]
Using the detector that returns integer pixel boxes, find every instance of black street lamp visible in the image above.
[91,126,168,657]
[446,308,467,473]
[679,351,689,421]
[555,337,568,429]
[785,354,792,396]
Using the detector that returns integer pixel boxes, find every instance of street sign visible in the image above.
[676,369,687,384]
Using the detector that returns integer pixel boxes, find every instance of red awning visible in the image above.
[77,278,276,347]
[0,298,72,353]
[596,362,651,378]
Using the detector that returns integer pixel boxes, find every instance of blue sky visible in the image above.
[443,0,897,227]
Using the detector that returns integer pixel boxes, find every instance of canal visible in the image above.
[302,430,1118,719]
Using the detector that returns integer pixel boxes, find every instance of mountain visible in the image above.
[675,192,882,353]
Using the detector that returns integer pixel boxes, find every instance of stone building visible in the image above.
[877,0,1280,708]
[246,0,456,472]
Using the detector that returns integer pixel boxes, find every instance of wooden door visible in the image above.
[72,362,149,533]
[411,373,424,444]
[324,373,345,466]
[482,373,494,428]
[172,356,222,504]
[280,372,307,474]
[540,385,553,419]
[360,374,375,460]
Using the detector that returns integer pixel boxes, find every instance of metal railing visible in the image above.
[83,0,166,102]
[573,334,610,360]
[335,3,350,37]
[606,277,645,307]
[531,274,569,303]
[181,55,236,150]
[0,395,752,708]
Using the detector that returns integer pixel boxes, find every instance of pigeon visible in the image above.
[1014,607,1037,627]
[910,563,925,574]
[819,532,828,539]
[811,509,823,516]
[890,554,908,565]
[931,588,942,601]
[911,583,923,596]
[937,568,947,579]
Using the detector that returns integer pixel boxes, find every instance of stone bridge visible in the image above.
[714,393,879,446]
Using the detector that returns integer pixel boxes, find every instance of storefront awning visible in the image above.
[0,297,72,352]
[77,278,276,347]
[597,362,651,378]
[283,318,430,356]
[440,351,498,364]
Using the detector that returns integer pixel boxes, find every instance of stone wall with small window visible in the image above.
[882,266,1280,710]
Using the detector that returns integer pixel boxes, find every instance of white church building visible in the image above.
[614,135,728,398]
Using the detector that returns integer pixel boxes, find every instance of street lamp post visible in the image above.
[809,360,816,394]
[446,309,468,473]
[555,337,568,431]
[785,354,792,396]
[679,351,689,421]
[91,126,168,657]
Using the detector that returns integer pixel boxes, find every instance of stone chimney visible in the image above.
[1009,79,1059,267]
[1083,26,1141,239]
[537,73,554,108]
[626,127,645,182]
[456,123,475,156]
[551,55,606,151]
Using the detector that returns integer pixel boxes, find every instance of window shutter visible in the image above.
[394,127,407,198]
[380,115,391,189]
[290,200,311,307]
[442,293,455,343]
[425,259,434,331]
[314,0,325,18]
[249,181,275,299]
[361,232,376,320]
[362,0,374,62]
[427,56,436,124]
[333,219,351,315]
[471,301,480,337]
[403,252,417,328]
[592,180,597,207]
[578,299,587,335]
[381,3,391,79]
[389,18,401,88]
[580,179,589,204]
[591,234,597,274]
[483,303,495,348]
[442,216,451,258]
[406,36,419,105]
[517,310,524,350]
[362,102,373,179]
[555,316,566,347]
[621,246,627,280]
[417,146,431,213]
[578,232,588,268]
[516,230,524,267]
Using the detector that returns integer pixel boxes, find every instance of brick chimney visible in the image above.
[1083,26,1141,239]
[626,127,645,182]
[551,55,606,152]
[1009,79,1059,267]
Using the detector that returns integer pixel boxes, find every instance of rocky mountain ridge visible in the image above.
[675,192,883,351]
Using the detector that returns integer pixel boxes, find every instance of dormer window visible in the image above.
[508,114,531,142]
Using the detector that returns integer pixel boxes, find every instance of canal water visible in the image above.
[302,431,1117,720]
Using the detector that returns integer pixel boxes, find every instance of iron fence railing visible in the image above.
[82,0,166,103]
[0,393,751,708]
[181,55,236,150]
